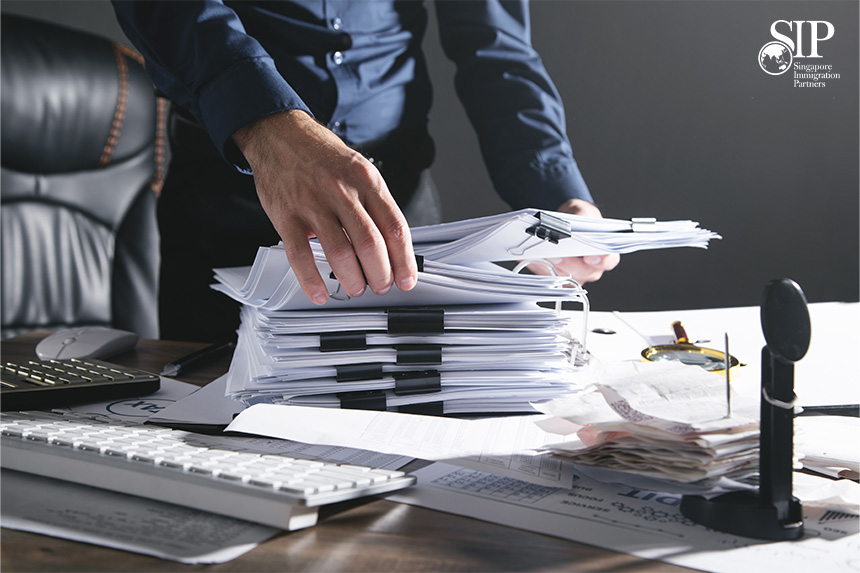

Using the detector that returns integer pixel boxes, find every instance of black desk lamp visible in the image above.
[679,278,809,541]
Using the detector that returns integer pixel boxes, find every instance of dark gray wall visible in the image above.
[4,0,858,313]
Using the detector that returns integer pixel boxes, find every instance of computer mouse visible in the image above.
[35,326,139,360]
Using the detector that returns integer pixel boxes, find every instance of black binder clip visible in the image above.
[526,212,572,244]
[335,363,384,382]
[398,401,444,416]
[386,307,445,334]
[395,344,442,365]
[508,212,572,256]
[337,390,387,411]
[393,370,442,396]
[320,331,367,352]
[680,278,809,541]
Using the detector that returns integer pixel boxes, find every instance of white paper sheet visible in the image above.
[223,301,588,412]
[146,374,245,428]
[410,208,719,263]
[585,303,860,408]
[212,243,587,311]
[389,463,860,573]
[795,416,860,479]
[227,404,580,488]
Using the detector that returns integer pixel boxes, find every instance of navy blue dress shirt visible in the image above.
[113,0,593,209]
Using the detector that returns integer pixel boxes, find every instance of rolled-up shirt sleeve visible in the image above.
[435,0,593,209]
[112,0,313,170]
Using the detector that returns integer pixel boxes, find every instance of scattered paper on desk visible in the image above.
[792,471,860,513]
[226,404,581,488]
[146,374,245,428]
[1,469,278,564]
[534,361,761,486]
[389,462,859,573]
[796,416,860,480]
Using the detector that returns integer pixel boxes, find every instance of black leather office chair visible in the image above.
[1,15,163,339]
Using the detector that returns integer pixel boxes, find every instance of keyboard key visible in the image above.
[1,410,415,530]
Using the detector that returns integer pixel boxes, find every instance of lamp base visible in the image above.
[680,491,804,541]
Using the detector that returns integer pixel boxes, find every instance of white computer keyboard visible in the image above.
[1,410,415,530]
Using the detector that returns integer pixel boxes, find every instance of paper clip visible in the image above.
[328,283,351,301]
[507,234,545,257]
[326,270,353,301]
[507,212,572,256]
[511,259,590,364]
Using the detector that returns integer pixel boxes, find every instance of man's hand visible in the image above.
[528,198,620,284]
[233,110,418,305]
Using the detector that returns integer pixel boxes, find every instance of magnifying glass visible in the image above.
[641,321,741,372]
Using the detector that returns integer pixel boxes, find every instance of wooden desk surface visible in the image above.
[1,333,694,572]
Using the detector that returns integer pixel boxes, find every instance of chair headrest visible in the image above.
[1,15,156,174]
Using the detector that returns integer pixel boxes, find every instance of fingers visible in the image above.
[548,198,621,284]
[320,208,388,297]
[528,253,620,285]
[584,253,620,273]
[557,197,602,218]
[283,200,408,303]
[283,201,410,305]
[274,162,415,304]
[323,161,417,297]
[315,221,369,298]
[237,111,418,306]
[555,253,620,284]
[279,223,331,305]
[364,190,418,292]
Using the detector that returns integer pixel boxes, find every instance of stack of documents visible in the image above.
[212,242,587,311]
[213,209,720,415]
[411,209,720,264]
[533,361,761,486]
[223,303,583,413]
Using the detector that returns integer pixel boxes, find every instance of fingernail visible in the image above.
[311,292,328,305]
[375,284,391,296]
[548,258,563,264]
[351,286,366,298]
[584,256,603,266]
[397,276,416,291]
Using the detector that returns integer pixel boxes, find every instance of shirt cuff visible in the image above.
[490,149,595,211]
[196,56,313,171]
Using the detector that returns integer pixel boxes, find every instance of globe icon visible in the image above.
[759,41,792,75]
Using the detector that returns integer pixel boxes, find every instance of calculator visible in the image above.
[1,358,160,411]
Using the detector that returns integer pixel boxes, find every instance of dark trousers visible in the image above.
[157,110,442,342]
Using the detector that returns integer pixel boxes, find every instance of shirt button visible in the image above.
[331,17,342,31]
[332,51,344,65]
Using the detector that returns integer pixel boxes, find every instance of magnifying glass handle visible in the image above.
[672,321,690,344]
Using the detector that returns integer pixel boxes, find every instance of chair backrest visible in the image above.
[1,14,162,339]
